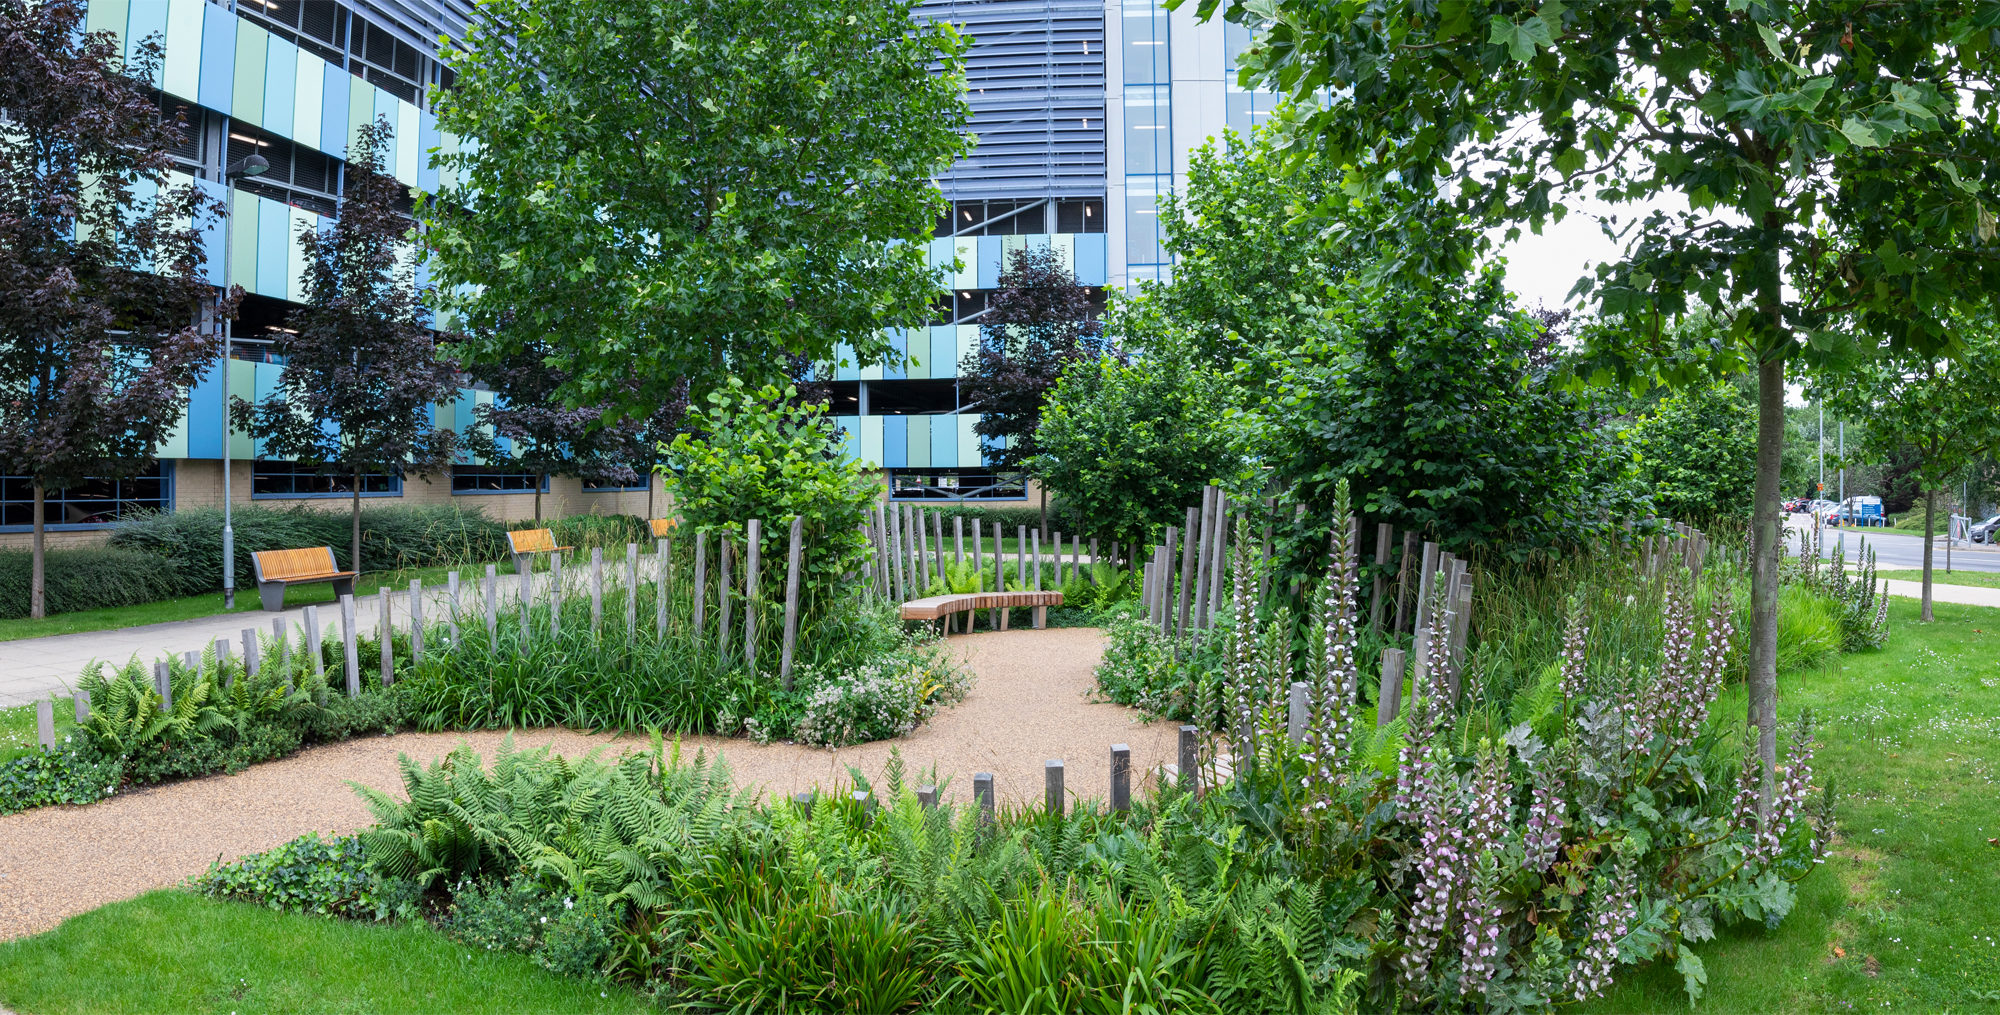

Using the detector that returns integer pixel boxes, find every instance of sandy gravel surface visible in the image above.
[0,626,1175,941]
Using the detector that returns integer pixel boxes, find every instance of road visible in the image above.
[1785,513,2000,573]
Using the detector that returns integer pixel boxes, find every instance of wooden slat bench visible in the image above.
[648,518,678,538]
[251,547,357,612]
[507,528,573,574]
[901,590,1063,632]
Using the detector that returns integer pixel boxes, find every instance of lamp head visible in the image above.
[225,153,269,179]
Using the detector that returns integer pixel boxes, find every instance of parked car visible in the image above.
[1973,514,2000,543]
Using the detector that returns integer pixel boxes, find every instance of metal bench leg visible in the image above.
[1033,605,1047,629]
[330,577,354,600]
[512,552,531,576]
[258,581,286,612]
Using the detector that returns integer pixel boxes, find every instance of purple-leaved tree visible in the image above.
[0,0,228,619]
[231,118,458,570]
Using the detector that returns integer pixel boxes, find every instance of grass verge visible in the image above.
[0,891,652,1015]
[1877,568,2000,590]
[1585,597,2000,1012]
[0,700,77,764]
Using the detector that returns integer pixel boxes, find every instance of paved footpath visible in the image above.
[0,570,549,708]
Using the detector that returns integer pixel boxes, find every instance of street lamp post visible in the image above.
[219,152,268,609]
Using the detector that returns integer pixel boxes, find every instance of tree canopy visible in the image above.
[424,0,973,418]
[959,246,1100,474]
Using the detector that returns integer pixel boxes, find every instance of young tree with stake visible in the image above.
[232,119,459,572]
[0,0,228,619]
[1196,0,2000,815]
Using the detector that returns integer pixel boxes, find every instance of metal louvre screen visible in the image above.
[918,0,1107,201]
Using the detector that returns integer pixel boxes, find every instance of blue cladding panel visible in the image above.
[254,197,288,297]
[197,4,235,114]
[976,236,1003,289]
[194,176,225,286]
[418,110,441,192]
[126,2,167,85]
[319,65,349,157]
[931,328,958,381]
[836,416,860,461]
[185,360,224,459]
[1075,233,1108,286]
[373,87,397,134]
[931,412,956,467]
[883,416,908,469]
[885,329,907,380]
[262,36,296,139]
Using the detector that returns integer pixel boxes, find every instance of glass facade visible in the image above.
[1120,0,1172,285]
[0,463,171,531]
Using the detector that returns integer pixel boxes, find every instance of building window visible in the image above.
[582,476,651,493]
[888,469,1027,501]
[451,466,546,494]
[0,461,171,530]
[253,461,400,498]
[1055,199,1105,234]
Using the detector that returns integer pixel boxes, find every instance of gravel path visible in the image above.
[0,626,1175,941]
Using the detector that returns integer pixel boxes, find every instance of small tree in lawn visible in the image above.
[232,118,458,570]
[1202,0,2000,813]
[959,245,1100,530]
[1812,328,2000,620]
[0,0,227,619]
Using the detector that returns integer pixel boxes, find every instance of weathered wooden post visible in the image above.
[793,791,814,820]
[1110,743,1131,811]
[410,579,425,664]
[718,534,734,657]
[1192,488,1214,633]
[1448,585,1474,703]
[1178,725,1199,793]
[184,650,200,673]
[918,784,938,809]
[1016,525,1028,591]
[744,519,763,670]
[780,515,804,689]
[378,589,394,687]
[1288,681,1310,744]
[1377,647,1407,726]
[1394,532,1415,633]
[990,526,1004,629]
[550,554,564,637]
[1371,523,1393,633]
[971,516,984,576]
[625,542,640,641]
[273,616,290,672]
[1052,529,1065,587]
[518,563,533,646]
[1411,542,1441,685]
[303,604,324,678]
[590,546,605,636]
[1031,530,1043,590]
[1177,507,1198,637]
[446,571,462,649]
[693,531,709,645]
[484,565,500,644]
[974,772,994,825]
[913,507,931,591]
[73,690,90,725]
[242,628,261,678]
[35,700,53,752]
[1140,560,1155,620]
[154,659,172,711]
[338,594,360,697]
[656,537,672,635]
[931,509,946,581]
[213,637,233,688]
[1044,759,1065,816]
[954,515,965,566]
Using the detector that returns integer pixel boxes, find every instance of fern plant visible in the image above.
[77,657,229,756]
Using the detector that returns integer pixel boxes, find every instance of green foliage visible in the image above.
[664,380,879,613]
[1628,382,1760,523]
[191,832,418,922]
[1036,352,1246,552]
[424,0,972,413]
[108,504,510,590]
[0,546,182,619]
[440,875,621,980]
[1269,270,1637,557]
[790,644,968,748]
[1772,586,1842,674]
[0,742,121,815]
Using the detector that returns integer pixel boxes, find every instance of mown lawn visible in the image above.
[0,700,76,764]
[0,891,652,1015]
[1588,597,2000,1012]
[1878,568,2000,590]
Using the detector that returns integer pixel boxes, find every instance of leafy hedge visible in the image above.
[108,505,513,594]
[0,547,187,620]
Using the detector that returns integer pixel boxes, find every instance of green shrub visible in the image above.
[789,640,968,747]
[542,514,646,553]
[1775,584,1842,675]
[0,546,184,619]
[191,832,418,922]
[108,504,509,592]
[441,875,619,980]
[0,742,122,814]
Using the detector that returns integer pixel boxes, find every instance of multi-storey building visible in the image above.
[842,0,1276,506]
[4,0,1270,547]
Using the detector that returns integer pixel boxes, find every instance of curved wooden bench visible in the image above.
[251,546,357,611]
[901,590,1063,631]
[648,518,678,538]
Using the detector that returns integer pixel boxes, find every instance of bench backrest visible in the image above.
[648,518,678,538]
[255,546,341,581]
[508,528,559,554]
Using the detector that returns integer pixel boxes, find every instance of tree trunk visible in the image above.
[1039,483,1048,541]
[1749,357,1784,823]
[535,474,545,523]
[646,478,655,522]
[30,482,46,620]
[1921,487,1937,622]
[350,466,363,573]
